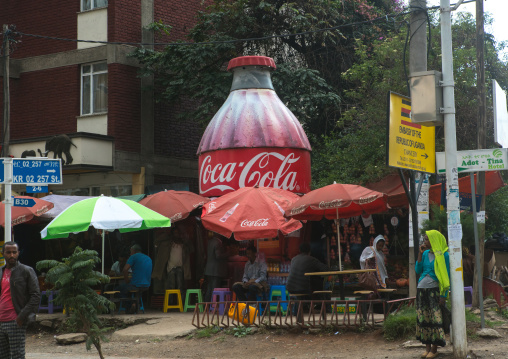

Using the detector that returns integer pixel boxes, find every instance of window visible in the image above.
[82,0,108,11]
[81,62,108,115]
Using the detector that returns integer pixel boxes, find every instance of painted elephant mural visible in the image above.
[37,134,77,165]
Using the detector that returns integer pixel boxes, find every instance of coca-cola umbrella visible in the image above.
[201,186,302,241]
[286,183,389,269]
[0,196,54,228]
[139,190,210,222]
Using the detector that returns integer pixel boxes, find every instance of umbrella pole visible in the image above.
[335,208,341,270]
[102,230,105,274]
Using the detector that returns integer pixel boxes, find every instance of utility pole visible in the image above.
[440,1,467,357]
[408,0,427,298]
[2,24,11,203]
[473,0,486,312]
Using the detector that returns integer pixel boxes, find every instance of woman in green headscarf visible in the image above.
[415,230,450,359]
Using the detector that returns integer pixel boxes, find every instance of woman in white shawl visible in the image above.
[359,235,388,288]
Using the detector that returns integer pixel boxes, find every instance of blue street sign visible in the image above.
[0,158,4,183]
[26,185,49,193]
[12,158,62,185]
[13,197,36,207]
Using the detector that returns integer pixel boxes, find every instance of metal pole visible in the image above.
[473,0,487,310]
[2,25,11,203]
[440,1,467,356]
[409,0,427,298]
[4,157,12,243]
[470,173,485,328]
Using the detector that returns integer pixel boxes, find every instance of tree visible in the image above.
[37,247,114,359]
[312,12,508,188]
[131,0,402,144]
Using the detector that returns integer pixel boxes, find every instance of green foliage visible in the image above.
[225,326,253,337]
[420,205,475,249]
[383,305,416,341]
[485,186,508,239]
[36,247,114,359]
[194,326,221,338]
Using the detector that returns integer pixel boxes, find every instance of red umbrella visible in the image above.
[286,183,389,268]
[0,196,54,227]
[201,186,302,241]
[139,190,210,222]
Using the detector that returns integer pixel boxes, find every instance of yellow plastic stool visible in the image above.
[163,289,183,313]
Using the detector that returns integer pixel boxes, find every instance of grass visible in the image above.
[224,326,253,337]
[194,326,221,338]
[383,305,416,341]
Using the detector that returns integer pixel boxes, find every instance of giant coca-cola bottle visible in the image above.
[197,56,312,196]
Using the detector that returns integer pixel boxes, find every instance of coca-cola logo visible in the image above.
[318,199,345,209]
[358,195,379,204]
[289,205,307,216]
[192,201,206,208]
[241,218,269,227]
[199,150,307,195]
[170,213,183,221]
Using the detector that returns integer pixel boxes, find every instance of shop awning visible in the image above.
[116,194,146,202]
[365,171,505,208]
[429,171,505,205]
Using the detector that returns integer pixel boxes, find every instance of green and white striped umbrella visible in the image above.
[41,195,171,273]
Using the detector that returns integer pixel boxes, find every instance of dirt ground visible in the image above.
[25,320,508,359]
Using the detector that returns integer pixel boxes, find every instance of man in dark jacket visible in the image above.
[287,242,328,295]
[0,241,40,358]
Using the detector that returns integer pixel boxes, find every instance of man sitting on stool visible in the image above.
[232,246,268,301]
[118,244,152,313]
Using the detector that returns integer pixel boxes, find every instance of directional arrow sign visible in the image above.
[436,148,508,174]
[387,92,436,173]
[11,158,62,185]
[13,197,36,207]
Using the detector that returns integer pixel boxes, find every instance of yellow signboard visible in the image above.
[387,92,435,173]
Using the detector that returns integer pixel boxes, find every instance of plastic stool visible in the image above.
[211,288,232,315]
[163,289,183,313]
[184,289,204,312]
[269,285,288,313]
[39,290,62,314]
[464,286,473,308]
[118,292,145,313]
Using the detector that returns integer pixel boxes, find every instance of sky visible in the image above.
[416,0,508,60]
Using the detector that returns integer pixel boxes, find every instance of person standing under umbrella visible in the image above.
[204,235,232,302]
[359,235,388,290]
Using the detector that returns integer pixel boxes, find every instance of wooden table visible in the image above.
[305,269,376,299]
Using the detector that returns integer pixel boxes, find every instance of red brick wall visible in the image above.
[108,64,141,152]
[9,66,79,139]
[108,0,142,43]
[154,100,203,160]
[0,2,78,58]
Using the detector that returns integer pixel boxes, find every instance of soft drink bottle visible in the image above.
[219,203,239,222]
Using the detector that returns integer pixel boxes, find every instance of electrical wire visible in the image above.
[13,9,413,47]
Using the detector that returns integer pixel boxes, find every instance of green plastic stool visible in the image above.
[269,286,289,314]
[184,289,204,312]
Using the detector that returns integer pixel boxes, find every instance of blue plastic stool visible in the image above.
[39,290,62,314]
[119,292,145,313]
[269,285,288,313]
[464,286,473,308]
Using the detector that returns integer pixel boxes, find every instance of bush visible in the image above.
[383,305,416,341]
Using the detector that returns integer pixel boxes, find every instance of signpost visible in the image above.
[2,157,62,244]
[26,185,49,193]
[13,198,36,207]
[387,92,436,173]
[436,148,507,173]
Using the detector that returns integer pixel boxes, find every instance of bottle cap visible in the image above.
[227,56,276,71]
